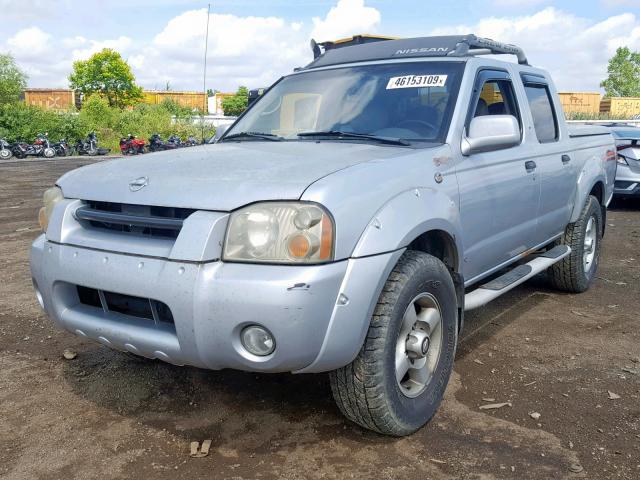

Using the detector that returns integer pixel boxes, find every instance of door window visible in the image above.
[472,79,521,125]
[523,84,558,143]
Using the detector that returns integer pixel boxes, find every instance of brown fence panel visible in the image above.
[558,92,601,115]
[24,89,75,110]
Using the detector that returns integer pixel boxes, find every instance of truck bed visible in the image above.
[567,124,612,138]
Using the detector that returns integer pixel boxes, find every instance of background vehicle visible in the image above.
[0,138,13,159]
[184,135,200,147]
[148,133,179,152]
[603,123,640,197]
[119,134,146,155]
[30,35,615,437]
[75,132,110,156]
[12,133,56,159]
[52,139,71,157]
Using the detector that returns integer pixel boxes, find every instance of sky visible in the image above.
[1,0,639,93]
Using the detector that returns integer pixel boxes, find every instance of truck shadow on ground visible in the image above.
[609,196,640,211]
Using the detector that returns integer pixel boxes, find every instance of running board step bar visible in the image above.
[464,245,571,311]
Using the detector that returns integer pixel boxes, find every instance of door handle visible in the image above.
[561,154,571,164]
[524,160,537,172]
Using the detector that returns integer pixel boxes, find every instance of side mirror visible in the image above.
[213,123,230,143]
[461,115,520,156]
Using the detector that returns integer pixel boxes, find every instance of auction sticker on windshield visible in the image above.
[386,75,447,89]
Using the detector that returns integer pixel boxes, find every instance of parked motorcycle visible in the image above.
[11,133,56,159]
[120,134,146,155]
[184,135,200,147]
[167,134,184,147]
[75,132,110,156]
[0,138,13,159]
[148,133,179,152]
[52,139,72,157]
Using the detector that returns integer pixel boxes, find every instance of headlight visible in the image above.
[617,156,628,166]
[224,202,334,264]
[38,186,63,232]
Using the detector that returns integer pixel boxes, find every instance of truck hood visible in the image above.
[57,141,417,211]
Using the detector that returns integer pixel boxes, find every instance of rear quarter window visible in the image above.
[524,84,558,143]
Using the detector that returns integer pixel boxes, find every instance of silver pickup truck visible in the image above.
[31,35,616,436]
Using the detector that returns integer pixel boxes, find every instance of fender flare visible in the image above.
[351,187,464,272]
[569,157,606,223]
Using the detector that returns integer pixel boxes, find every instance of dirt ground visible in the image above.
[1,157,638,480]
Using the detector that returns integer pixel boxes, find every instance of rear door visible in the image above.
[519,74,576,242]
[455,68,541,283]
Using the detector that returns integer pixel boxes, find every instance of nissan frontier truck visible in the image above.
[31,35,616,435]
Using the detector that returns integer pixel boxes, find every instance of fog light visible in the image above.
[241,325,275,356]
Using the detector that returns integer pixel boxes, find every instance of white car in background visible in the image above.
[606,124,640,197]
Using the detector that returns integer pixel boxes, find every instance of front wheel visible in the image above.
[43,147,56,158]
[330,251,458,436]
[548,195,602,293]
[0,149,12,159]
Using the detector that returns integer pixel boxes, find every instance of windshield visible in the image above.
[224,62,465,145]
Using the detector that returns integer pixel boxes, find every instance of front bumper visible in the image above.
[31,235,400,373]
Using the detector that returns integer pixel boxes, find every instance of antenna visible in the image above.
[201,3,211,143]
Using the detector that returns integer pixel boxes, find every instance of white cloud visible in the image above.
[71,36,133,61]
[431,7,640,91]
[143,8,310,91]
[6,27,51,58]
[311,0,381,42]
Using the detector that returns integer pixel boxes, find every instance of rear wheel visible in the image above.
[548,195,602,293]
[330,250,458,436]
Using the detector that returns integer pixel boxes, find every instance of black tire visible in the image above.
[548,195,602,293]
[329,250,458,436]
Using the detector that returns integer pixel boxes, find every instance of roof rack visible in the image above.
[306,34,529,69]
[447,35,528,65]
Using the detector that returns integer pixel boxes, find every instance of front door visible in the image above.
[456,69,541,284]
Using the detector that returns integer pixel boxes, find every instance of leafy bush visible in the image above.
[221,86,249,116]
[0,103,86,142]
[0,99,215,152]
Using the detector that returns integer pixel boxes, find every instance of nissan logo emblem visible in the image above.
[129,176,149,192]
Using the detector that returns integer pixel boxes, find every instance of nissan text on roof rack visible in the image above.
[31,34,616,436]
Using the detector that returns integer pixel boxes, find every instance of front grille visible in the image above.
[76,201,195,239]
[77,285,174,325]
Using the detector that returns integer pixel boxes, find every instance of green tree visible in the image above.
[0,53,27,105]
[221,86,249,116]
[600,46,640,97]
[69,49,143,108]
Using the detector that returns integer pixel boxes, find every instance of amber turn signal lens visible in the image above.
[288,234,311,258]
[319,214,333,260]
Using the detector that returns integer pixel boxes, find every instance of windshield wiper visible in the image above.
[222,131,283,142]
[297,130,411,146]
